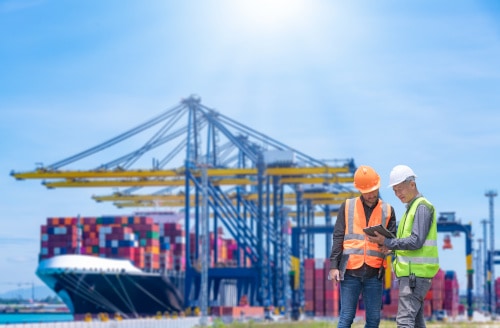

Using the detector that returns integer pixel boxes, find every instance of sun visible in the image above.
[225,0,310,36]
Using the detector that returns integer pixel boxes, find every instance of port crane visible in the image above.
[1,282,35,300]
[11,95,359,314]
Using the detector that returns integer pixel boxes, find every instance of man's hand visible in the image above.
[328,269,340,281]
[367,231,386,245]
[379,245,392,255]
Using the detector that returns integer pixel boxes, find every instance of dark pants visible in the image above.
[338,273,383,328]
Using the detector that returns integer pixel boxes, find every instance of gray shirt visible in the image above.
[384,193,434,250]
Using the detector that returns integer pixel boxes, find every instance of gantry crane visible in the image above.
[1,282,35,300]
[11,95,359,314]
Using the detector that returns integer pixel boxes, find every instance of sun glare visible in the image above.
[228,0,309,35]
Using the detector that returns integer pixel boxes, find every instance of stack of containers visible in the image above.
[226,239,238,265]
[496,277,500,311]
[41,216,165,270]
[323,259,339,317]
[133,217,160,271]
[381,272,399,319]
[40,215,246,276]
[430,269,445,315]
[301,258,343,317]
[423,291,432,318]
[303,258,315,315]
[458,303,465,315]
[443,270,459,318]
[40,217,79,258]
[314,259,325,316]
[82,217,99,255]
[98,225,137,261]
[160,222,186,271]
[189,231,228,267]
[95,216,159,269]
[214,232,228,263]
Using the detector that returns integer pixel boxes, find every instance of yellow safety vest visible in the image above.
[394,197,439,278]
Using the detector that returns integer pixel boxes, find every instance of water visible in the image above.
[0,313,73,324]
[0,315,202,328]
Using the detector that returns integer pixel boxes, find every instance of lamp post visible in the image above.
[485,190,497,317]
[476,238,483,312]
[482,219,489,312]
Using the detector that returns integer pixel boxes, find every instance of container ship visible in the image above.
[36,212,211,320]
[36,254,183,319]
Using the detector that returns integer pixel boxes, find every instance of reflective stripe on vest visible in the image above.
[343,197,392,269]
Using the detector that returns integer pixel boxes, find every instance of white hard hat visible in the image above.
[388,165,417,187]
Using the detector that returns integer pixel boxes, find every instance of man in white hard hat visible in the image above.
[368,165,439,328]
[328,165,396,328]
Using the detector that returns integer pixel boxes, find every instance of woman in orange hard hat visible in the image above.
[328,165,397,328]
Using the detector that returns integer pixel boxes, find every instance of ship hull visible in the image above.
[36,255,184,319]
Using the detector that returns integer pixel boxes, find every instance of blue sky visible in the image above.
[1,0,500,296]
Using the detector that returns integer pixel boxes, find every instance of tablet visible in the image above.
[363,224,396,238]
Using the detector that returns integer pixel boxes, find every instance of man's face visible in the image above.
[392,180,415,203]
[361,189,379,207]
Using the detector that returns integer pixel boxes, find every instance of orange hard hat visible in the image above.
[354,165,381,193]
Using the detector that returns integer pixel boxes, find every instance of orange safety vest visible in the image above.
[343,197,392,269]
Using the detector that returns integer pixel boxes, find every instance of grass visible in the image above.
[207,318,500,327]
